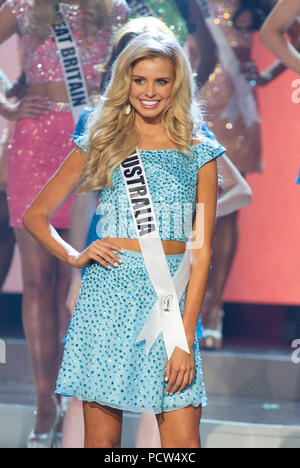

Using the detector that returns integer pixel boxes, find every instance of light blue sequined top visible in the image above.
[74,123,225,243]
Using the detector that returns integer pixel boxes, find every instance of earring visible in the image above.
[125,103,131,115]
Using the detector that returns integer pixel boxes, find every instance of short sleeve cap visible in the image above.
[193,135,226,171]
[73,108,93,152]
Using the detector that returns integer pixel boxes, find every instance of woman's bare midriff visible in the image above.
[107,238,186,255]
[27,82,99,103]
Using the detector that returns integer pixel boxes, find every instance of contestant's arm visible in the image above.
[261,0,300,75]
[0,5,19,43]
[23,148,87,264]
[217,154,252,217]
[183,158,218,348]
[189,0,218,87]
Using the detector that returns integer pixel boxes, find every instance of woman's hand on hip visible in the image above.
[70,239,125,270]
[165,347,195,395]
[4,96,51,121]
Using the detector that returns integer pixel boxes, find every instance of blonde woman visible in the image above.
[63,16,252,448]
[23,33,224,448]
[0,0,129,448]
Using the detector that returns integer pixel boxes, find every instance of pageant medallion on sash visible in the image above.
[120,150,191,360]
[52,5,90,124]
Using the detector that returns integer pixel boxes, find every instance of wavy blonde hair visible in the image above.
[28,0,114,43]
[79,33,202,193]
[100,17,178,92]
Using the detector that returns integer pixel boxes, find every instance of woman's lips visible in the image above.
[139,100,161,109]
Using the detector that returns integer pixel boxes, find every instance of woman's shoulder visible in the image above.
[191,133,226,171]
[73,107,94,152]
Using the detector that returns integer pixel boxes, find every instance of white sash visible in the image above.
[120,150,191,360]
[52,5,90,124]
[196,0,260,128]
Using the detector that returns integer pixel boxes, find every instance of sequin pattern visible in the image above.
[56,248,207,413]
[200,0,263,174]
[5,0,130,85]
[130,0,189,46]
[6,107,76,228]
[75,133,225,242]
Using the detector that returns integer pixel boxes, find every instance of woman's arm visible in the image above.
[0,5,19,43]
[217,154,252,217]
[261,0,300,75]
[189,0,218,87]
[183,159,218,347]
[23,147,125,270]
[0,94,51,121]
[242,59,287,87]
[23,148,87,264]
[165,158,218,395]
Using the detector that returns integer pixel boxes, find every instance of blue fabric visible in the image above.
[71,111,220,340]
[70,111,221,341]
[296,168,300,185]
[56,248,207,413]
[74,133,225,244]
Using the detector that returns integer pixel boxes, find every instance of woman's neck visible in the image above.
[134,115,176,150]
[134,114,165,137]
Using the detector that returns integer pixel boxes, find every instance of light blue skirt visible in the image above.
[56,248,207,414]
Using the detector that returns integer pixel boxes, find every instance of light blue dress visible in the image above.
[56,118,225,414]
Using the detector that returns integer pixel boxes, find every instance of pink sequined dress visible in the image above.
[201,0,263,175]
[4,0,130,228]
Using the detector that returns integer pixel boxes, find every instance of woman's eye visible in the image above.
[134,79,144,84]
[158,80,168,85]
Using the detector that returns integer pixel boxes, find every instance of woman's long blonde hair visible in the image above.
[79,33,202,193]
[28,0,113,43]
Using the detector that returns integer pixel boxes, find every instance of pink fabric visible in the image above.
[4,0,130,85]
[6,109,76,229]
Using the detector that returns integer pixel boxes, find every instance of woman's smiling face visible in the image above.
[129,57,175,122]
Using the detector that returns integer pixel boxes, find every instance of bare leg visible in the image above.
[156,405,202,448]
[136,413,161,448]
[83,402,123,449]
[61,398,85,449]
[14,228,68,434]
[200,211,239,345]
[0,191,15,290]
